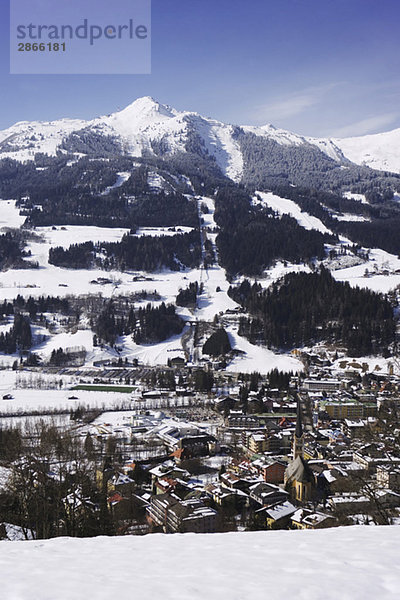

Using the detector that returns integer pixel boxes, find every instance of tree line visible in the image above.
[48,230,202,272]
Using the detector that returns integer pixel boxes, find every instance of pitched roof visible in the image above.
[108,492,124,504]
[285,455,314,484]
[265,501,297,521]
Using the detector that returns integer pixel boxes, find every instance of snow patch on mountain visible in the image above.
[343,191,368,204]
[0,200,26,230]
[306,136,348,162]
[254,191,332,234]
[242,123,306,147]
[0,118,89,162]
[333,247,400,293]
[193,117,243,181]
[101,172,131,195]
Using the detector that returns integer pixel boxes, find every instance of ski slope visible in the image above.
[254,191,332,234]
[226,326,303,375]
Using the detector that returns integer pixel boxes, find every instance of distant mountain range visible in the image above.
[1,96,400,182]
[1,95,400,264]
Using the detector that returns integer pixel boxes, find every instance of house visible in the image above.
[226,414,263,430]
[220,471,260,493]
[291,508,336,530]
[249,482,289,507]
[376,466,400,491]
[263,460,287,484]
[220,471,241,489]
[264,501,297,529]
[109,472,136,495]
[167,499,217,533]
[374,489,400,509]
[107,488,150,522]
[178,434,218,458]
[147,494,217,533]
[149,462,190,491]
[353,445,400,472]
[204,483,248,509]
[329,493,371,514]
[63,488,97,521]
[245,432,267,454]
[168,356,186,368]
[303,379,341,392]
[342,419,367,439]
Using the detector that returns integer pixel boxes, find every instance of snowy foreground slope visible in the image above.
[0,527,398,600]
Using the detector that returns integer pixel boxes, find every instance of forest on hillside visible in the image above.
[229,268,395,356]
[214,185,331,275]
[93,300,184,346]
[48,230,201,272]
[267,185,400,256]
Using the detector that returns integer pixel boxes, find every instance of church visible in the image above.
[284,397,314,503]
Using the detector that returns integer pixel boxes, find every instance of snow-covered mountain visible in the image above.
[0,95,399,180]
[0,97,243,181]
[331,127,400,174]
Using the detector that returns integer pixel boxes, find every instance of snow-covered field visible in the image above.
[331,354,395,376]
[333,247,400,293]
[343,191,368,204]
[117,331,187,366]
[0,200,26,230]
[0,388,132,415]
[31,225,129,250]
[0,527,398,600]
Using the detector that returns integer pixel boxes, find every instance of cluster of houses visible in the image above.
[86,382,400,535]
[3,350,400,538]
[79,354,400,532]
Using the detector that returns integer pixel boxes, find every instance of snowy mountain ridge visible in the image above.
[1,96,400,179]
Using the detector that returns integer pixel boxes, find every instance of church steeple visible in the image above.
[293,396,304,459]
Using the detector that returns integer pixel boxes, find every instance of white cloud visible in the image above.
[253,84,340,123]
[331,113,399,138]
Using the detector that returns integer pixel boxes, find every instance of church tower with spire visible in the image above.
[292,396,304,460]
[284,395,313,503]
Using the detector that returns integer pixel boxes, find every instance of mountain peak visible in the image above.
[115,96,177,120]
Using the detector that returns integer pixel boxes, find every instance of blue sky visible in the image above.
[1,0,400,137]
